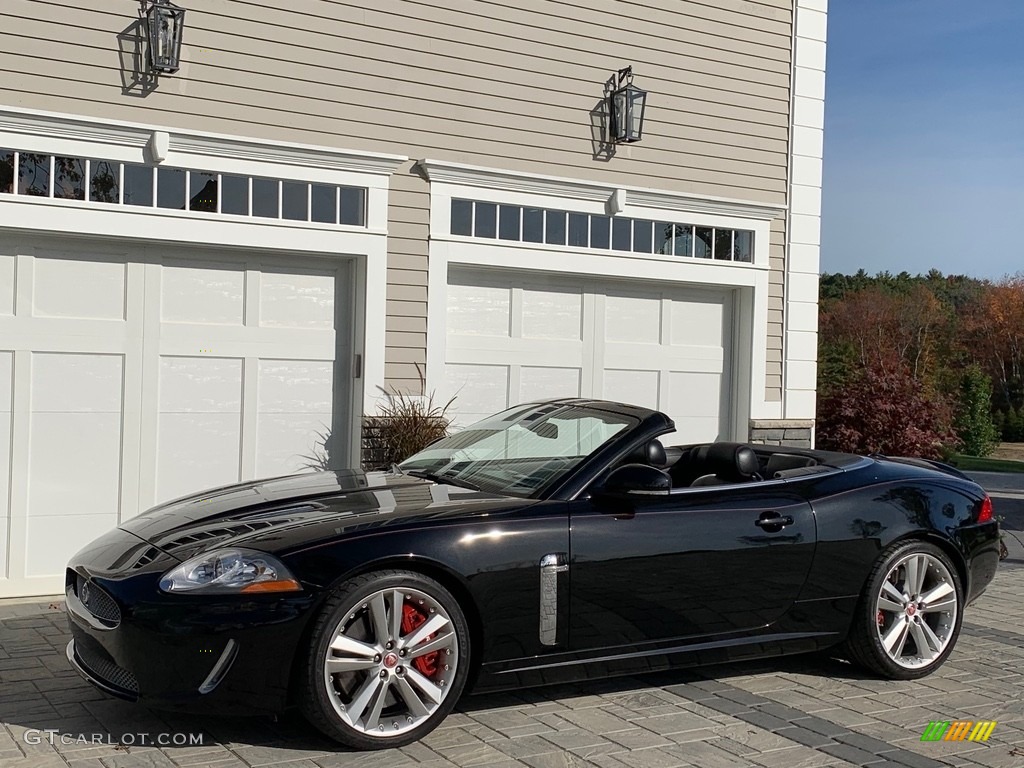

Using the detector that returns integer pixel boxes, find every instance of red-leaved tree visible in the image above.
[816,367,957,459]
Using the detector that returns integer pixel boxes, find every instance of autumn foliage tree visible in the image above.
[816,271,1020,456]
[816,368,956,458]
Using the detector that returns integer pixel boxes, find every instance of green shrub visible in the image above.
[953,365,999,457]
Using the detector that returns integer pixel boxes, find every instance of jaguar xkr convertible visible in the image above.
[65,399,1001,749]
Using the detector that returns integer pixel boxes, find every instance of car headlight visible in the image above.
[159,548,302,594]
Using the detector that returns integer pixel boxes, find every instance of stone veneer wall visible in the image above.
[749,420,814,448]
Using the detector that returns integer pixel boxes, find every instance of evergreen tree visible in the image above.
[953,365,999,456]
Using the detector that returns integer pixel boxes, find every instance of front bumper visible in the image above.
[65,526,316,714]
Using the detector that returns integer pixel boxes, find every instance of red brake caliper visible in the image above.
[400,601,439,677]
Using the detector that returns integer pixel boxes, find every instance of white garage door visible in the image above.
[445,268,733,443]
[0,240,352,597]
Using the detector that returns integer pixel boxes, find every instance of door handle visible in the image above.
[755,512,794,529]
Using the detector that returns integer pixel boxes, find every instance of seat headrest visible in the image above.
[704,442,759,482]
[627,439,668,468]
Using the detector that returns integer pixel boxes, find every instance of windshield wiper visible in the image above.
[405,469,480,491]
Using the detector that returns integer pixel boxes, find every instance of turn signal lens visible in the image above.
[239,579,303,593]
[978,495,993,523]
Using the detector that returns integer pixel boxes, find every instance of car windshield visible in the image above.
[399,403,638,498]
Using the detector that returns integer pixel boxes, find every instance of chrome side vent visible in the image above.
[539,553,568,647]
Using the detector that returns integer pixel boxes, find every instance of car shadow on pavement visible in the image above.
[0,643,877,757]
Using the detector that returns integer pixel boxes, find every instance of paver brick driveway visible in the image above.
[1,563,1021,768]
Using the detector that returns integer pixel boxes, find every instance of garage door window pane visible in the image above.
[568,213,589,247]
[157,167,185,209]
[282,181,308,221]
[340,187,365,226]
[590,216,610,249]
[694,227,713,258]
[474,202,497,238]
[221,175,248,215]
[499,205,521,240]
[655,222,674,255]
[89,161,119,204]
[451,199,472,235]
[0,150,12,194]
[734,230,753,263]
[632,220,653,253]
[252,178,279,218]
[545,210,566,245]
[674,225,694,257]
[53,157,85,200]
[714,229,734,260]
[612,217,631,251]
[189,171,218,212]
[18,153,50,196]
[523,207,544,242]
[311,184,336,224]
[123,164,154,207]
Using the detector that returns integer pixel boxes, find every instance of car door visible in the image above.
[568,482,816,654]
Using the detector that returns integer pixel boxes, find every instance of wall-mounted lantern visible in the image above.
[608,66,648,144]
[146,0,186,74]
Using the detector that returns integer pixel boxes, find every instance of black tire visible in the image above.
[299,569,472,749]
[844,540,963,680]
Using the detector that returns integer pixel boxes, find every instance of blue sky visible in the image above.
[821,0,1024,279]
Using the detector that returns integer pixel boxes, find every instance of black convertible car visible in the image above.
[65,399,1000,749]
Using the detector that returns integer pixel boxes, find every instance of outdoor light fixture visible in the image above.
[608,66,648,144]
[146,0,186,74]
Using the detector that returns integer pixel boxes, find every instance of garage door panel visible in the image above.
[603,369,660,412]
[669,371,729,441]
[156,325,336,360]
[33,257,126,320]
[521,289,583,341]
[157,356,242,504]
[26,513,118,578]
[0,254,13,316]
[256,359,333,477]
[447,282,511,338]
[446,363,509,425]
[519,366,581,403]
[671,296,729,348]
[0,351,12,577]
[161,264,245,325]
[29,352,123,492]
[604,294,662,344]
[446,338,583,366]
[259,272,336,330]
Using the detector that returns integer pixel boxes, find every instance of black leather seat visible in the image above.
[689,442,761,486]
[626,439,668,468]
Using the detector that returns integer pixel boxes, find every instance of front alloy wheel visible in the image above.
[300,570,470,748]
[846,541,963,679]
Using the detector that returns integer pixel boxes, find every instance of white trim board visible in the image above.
[0,106,407,176]
[418,158,787,221]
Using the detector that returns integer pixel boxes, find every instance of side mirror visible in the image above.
[601,464,671,496]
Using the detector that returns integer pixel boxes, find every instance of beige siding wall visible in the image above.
[0,0,791,394]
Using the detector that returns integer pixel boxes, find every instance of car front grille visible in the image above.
[73,573,122,625]
[73,639,139,696]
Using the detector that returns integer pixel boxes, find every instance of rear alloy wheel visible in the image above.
[300,570,470,748]
[845,541,963,680]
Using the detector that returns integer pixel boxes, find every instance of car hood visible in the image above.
[119,470,518,562]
